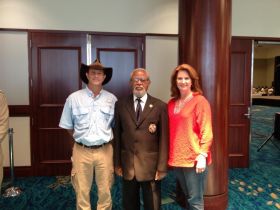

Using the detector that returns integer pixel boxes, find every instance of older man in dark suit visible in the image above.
[113,68,169,210]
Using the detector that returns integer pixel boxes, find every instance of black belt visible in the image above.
[76,141,111,149]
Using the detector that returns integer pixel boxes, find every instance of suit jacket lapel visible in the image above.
[138,94,155,125]
[125,95,138,124]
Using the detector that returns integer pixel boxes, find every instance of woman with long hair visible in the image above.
[168,64,213,210]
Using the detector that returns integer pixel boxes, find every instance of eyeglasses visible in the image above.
[132,78,149,83]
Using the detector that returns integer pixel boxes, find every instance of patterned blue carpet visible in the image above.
[0,105,279,210]
[228,105,280,210]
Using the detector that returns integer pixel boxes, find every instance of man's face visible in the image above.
[86,69,106,86]
[130,70,150,98]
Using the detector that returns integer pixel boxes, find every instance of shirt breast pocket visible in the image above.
[100,106,113,122]
[73,107,90,129]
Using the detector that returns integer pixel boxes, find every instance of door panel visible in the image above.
[229,38,252,168]
[31,32,144,175]
[31,32,87,175]
[91,35,144,99]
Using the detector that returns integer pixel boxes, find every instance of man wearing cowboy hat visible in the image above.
[59,59,117,210]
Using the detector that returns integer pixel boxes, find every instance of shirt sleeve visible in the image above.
[59,97,74,129]
[195,97,213,154]
[108,96,118,128]
[113,101,122,168]
[157,102,169,173]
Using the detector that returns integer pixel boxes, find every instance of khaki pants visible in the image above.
[0,144,3,191]
[71,142,114,210]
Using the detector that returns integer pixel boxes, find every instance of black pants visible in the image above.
[123,178,161,210]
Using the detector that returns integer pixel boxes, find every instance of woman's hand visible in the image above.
[195,154,206,173]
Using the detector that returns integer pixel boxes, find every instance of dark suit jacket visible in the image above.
[113,94,169,181]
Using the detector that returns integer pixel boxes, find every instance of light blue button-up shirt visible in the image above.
[59,86,117,146]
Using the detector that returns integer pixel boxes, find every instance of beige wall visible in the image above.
[146,36,178,103]
[0,0,178,34]
[2,0,280,37]
[255,46,280,59]
[253,59,274,87]
[2,117,31,167]
[0,31,29,105]
[232,0,280,37]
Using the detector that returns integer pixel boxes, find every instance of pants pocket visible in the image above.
[71,170,77,192]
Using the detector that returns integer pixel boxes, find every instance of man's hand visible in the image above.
[155,171,167,180]
[114,167,123,177]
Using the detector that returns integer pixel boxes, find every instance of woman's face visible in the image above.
[176,70,192,93]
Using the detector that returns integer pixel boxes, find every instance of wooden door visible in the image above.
[31,32,87,175]
[229,38,252,168]
[91,34,144,99]
[31,32,144,176]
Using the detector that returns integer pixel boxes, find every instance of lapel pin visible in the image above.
[148,123,157,134]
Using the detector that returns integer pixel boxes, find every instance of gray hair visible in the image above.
[130,68,150,81]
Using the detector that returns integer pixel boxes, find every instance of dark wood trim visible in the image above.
[2,28,280,41]
[30,29,146,37]
[252,98,280,106]
[4,166,33,177]
[233,36,280,42]
[89,31,146,37]
[204,192,228,210]
[145,33,178,37]
[28,33,33,117]
[143,38,146,68]
[232,36,257,40]
[40,160,71,164]
[30,29,145,37]
[229,154,245,157]
[39,104,64,107]
[0,28,28,32]
[8,105,31,117]
[1,28,179,38]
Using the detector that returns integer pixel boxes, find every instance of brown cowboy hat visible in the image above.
[80,59,113,85]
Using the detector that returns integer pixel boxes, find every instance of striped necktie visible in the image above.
[135,98,142,122]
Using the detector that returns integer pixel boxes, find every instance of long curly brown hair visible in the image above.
[170,64,203,99]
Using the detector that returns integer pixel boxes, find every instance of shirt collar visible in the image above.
[134,93,148,104]
[85,85,103,98]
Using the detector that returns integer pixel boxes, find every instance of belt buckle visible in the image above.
[96,142,106,148]
[93,144,101,149]
[77,141,108,149]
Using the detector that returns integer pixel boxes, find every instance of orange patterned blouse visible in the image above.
[168,93,213,167]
